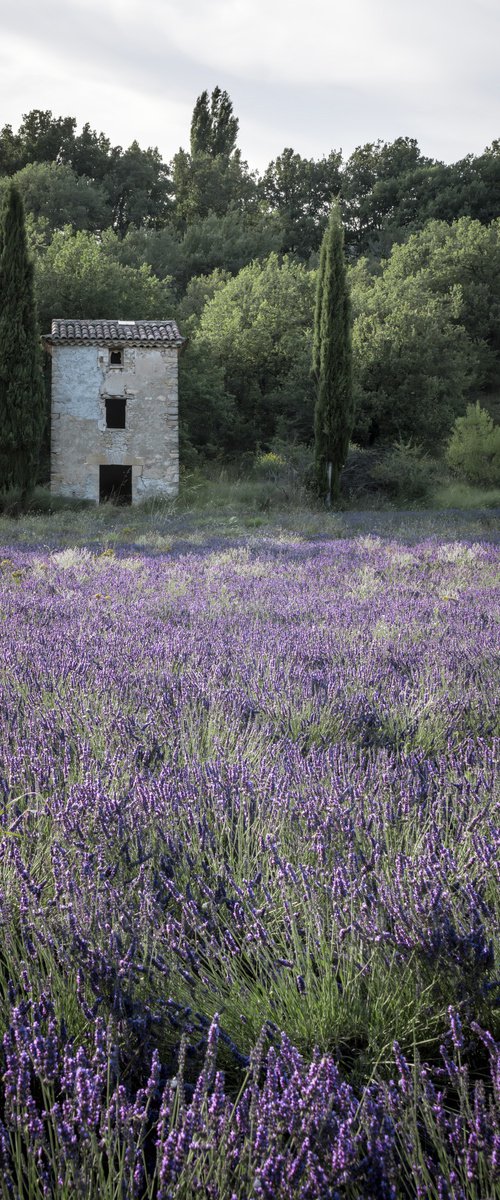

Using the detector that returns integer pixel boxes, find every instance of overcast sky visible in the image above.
[1,0,499,171]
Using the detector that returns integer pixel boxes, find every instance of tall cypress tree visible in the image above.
[0,183,45,505]
[313,203,353,505]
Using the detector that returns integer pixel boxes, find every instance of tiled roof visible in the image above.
[45,319,184,346]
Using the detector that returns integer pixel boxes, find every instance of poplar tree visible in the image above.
[190,88,239,159]
[0,183,45,504]
[313,203,353,505]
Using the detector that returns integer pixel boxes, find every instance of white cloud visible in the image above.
[0,24,193,156]
[0,0,499,169]
[146,0,437,89]
[144,0,500,93]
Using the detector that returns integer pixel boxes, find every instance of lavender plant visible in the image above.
[0,536,497,1197]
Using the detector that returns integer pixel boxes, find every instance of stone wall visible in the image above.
[50,343,179,502]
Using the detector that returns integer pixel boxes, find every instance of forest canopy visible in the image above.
[1,94,499,463]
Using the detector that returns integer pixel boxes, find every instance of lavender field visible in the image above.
[0,534,498,1199]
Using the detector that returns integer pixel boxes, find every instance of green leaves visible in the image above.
[350,217,500,447]
[172,88,255,228]
[0,185,46,501]
[313,205,353,502]
[33,228,175,334]
[195,254,315,449]
[446,403,500,485]
[190,87,239,160]
[352,276,476,447]
[260,148,342,259]
[0,162,111,234]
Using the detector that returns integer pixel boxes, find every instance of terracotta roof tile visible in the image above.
[45,319,184,346]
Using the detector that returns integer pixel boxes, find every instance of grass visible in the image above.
[0,468,497,553]
[430,480,500,509]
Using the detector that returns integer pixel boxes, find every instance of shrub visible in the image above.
[251,441,314,502]
[341,445,384,499]
[253,450,287,480]
[370,440,435,501]
[445,402,500,485]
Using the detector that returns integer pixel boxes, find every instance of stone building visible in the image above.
[44,319,184,504]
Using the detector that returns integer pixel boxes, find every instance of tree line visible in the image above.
[1,90,499,469]
[2,98,498,257]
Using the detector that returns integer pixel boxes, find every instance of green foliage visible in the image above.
[176,269,230,330]
[68,121,113,181]
[370,440,435,501]
[380,217,500,389]
[32,228,175,333]
[0,185,46,502]
[352,267,478,447]
[0,109,77,174]
[171,87,258,229]
[103,140,172,234]
[260,147,342,259]
[313,204,354,502]
[446,402,500,485]
[342,137,432,256]
[0,161,111,233]
[172,147,257,226]
[253,449,286,477]
[4,98,500,469]
[196,254,315,451]
[250,442,314,508]
[179,340,237,459]
[113,210,280,296]
[190,87,239,159]
[349,218,500,448]
[388,146,500,239]
[103,223,183,283]
[431,480,500,509]
[341,138,500,259]
[3,108,500,277]
[174,207,283,291]
[0,112,172,237]
[153,267,236,463]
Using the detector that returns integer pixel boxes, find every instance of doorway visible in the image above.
[99,465,132,505]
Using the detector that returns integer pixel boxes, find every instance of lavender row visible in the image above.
[1,995,499,1198]
[0,536,498,1195]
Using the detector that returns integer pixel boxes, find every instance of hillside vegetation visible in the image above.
[1,97,500,485]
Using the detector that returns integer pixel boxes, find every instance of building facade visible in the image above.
[44,319,184,504]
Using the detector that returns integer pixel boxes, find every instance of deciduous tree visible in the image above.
[0,110,77,175]
[0,162,111,233]
[196,254,315,450]
[172,89,256,227]
[378,217,500,389]
[351,272,477,447]
[190,88,239,159]
[32,228,175,334]
[104,141,172,235]
[260,147,342,259]
[341,137,431,255]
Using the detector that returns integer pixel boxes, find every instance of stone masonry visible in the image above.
[44,320,184,504]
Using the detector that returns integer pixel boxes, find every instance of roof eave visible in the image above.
[43,337,185,349]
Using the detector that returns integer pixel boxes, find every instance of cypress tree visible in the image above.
[0,183,45,505]
[313,203,353,505]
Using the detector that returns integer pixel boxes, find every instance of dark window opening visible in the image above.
[105,396,126,429]
[99,465,132,505]
[110,349,122,366]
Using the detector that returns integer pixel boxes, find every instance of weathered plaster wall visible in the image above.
[51,344,179,502]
